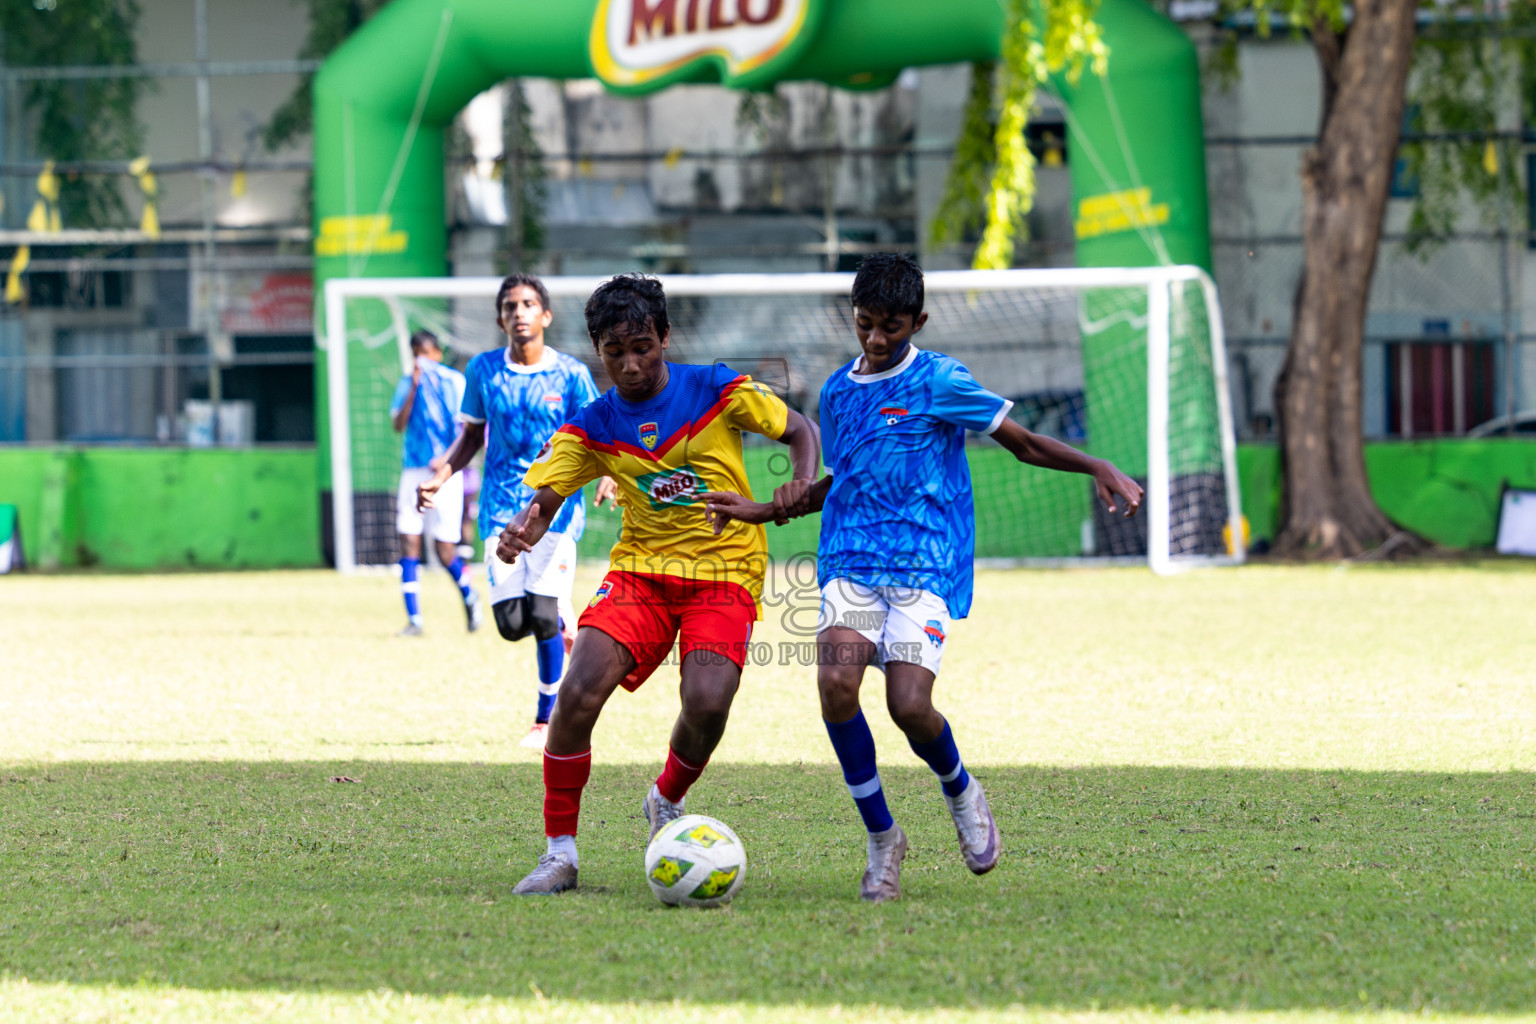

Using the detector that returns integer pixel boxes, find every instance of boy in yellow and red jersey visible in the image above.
[498,273,819,895]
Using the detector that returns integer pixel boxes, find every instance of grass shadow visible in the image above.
[2,760,1533,1013]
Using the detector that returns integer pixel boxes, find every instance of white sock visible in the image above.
[867,824,901,858]
[547,834,578,868]
[649,783,682,811]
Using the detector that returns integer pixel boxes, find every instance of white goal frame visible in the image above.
[323,266,1244,575]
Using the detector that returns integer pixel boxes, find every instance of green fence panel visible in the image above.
[0,448,322,570]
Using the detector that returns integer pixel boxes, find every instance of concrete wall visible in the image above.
[450,75,922,277]
[131,0,311,230]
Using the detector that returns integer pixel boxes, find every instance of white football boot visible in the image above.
[642,784,685,845]
[944,777,1001,874]
[512,852,578,895]
[861,824,908,902]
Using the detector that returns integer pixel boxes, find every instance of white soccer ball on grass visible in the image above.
[644,814,746,907]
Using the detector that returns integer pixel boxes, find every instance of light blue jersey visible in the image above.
[817,345,1013,619]
[391,358,467,469]
[461,346,600,542]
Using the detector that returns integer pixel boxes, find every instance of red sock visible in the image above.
[656,745,706,804]
[543,748,592,837]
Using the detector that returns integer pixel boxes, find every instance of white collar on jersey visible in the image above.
[504,345,559,375]
[847,343,920,384]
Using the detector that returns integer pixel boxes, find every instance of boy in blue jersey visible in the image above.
[418,274,616,749]
[390,330,479,637]
[704,253,1144,902]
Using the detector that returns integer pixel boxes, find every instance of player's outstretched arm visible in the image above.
[496,486,568,563]
[991,419,1143,517]
[702,474,833,535]
[417,422,486,511]
[700,491,772,534]
[768,410,822,521]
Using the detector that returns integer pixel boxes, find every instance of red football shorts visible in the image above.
[578,571,756,691]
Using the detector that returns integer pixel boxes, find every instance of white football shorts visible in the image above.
[396,466,464,544]
[485,527,578,606]
[817,576,952,676]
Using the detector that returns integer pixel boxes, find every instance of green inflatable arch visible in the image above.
[313,0,1212,557]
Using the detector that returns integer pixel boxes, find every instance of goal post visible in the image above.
[321,266,1243,575]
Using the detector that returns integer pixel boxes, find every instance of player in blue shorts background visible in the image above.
[418,274,616,749]
[389,329,479,637]
[704,252,1143,902]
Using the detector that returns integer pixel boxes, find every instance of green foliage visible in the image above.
[1401,18,1526,253]
[262,0,390,152]
[0,0,144,228]
[929,61,995,250]
[502,79,547,266]
[930,0,1107,269]
[734,88,791,144]
[1204,0,1526,256]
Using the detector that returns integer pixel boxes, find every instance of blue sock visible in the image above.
[824,710,895,834]
[444,557,473,602]
[535,633,564,723]
[908,718,970,798]
[400,557,422,623]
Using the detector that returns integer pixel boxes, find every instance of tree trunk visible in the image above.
[1275,0,1419,558]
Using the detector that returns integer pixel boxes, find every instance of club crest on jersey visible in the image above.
[880,406,908,426]
[923,620,946,648]
[636,465,702,509]
[638,420,660,450]
[589,580,614,608]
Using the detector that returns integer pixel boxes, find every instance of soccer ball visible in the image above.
[644,814,747,908]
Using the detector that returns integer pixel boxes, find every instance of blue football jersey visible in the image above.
[391,358,466,469]
[817,345,1013,619]
[461,346,599,541]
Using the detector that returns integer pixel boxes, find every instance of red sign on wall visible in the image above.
[220,272,314,334]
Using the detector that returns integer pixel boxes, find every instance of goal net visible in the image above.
[321,267,1243,575]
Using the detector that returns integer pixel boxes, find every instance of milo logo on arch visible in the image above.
[590,0,823,94]
[637,464,705,509]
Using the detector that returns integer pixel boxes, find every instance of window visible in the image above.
[1385,339,1497,437]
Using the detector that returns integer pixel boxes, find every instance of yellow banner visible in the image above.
[130,157,161,239]
[5,246,30,304]
[315,215,409,257]
[1075,187,1169,241]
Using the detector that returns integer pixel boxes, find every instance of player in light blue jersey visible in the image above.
[418,274,616,749]
[704,253,1143,902]
[390,330,480,637]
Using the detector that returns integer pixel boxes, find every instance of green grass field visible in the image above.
[3,562,1536,1023]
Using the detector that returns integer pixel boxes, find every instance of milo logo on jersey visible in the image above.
[637,464,703,509]
[881,406,909,426]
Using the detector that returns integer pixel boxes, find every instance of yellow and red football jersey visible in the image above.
[523,362,789,607]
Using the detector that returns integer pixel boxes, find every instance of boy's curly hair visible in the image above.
[584,273,670,346]
[850,252,924,318]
